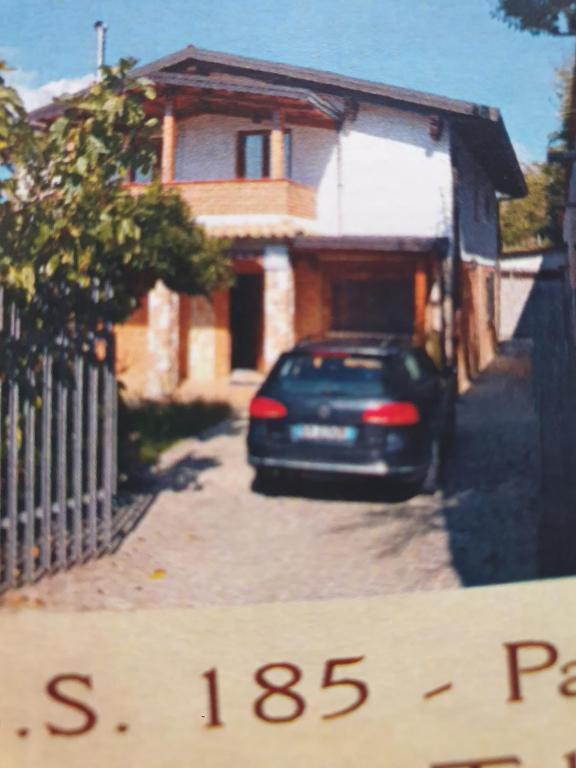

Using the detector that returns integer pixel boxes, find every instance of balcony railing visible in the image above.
[126,179,316,220]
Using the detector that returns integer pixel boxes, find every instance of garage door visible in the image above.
[331,278,414,333]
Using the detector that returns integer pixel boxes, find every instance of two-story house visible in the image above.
[32,44,526,397]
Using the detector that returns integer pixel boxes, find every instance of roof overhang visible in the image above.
[291,235,450,256]
[149,72,344,125]
[28,44,526,198]
[133,45,526,198]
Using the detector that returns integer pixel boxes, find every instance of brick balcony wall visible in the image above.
[127,179,316,219]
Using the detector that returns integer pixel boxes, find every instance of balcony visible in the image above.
[169,179,315,218]
[126,179,317,238]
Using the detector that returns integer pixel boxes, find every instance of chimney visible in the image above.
[94,20,107,80]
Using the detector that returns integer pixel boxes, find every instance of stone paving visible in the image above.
[3,345,540,611]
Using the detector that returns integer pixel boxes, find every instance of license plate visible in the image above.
[290,424,358,443]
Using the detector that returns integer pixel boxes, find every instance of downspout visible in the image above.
[495,190,503,342]
[336,117,345,235]
[447,124,461,373]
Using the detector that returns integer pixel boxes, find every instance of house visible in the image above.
[32,44,526,398]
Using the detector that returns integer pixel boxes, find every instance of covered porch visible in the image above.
[116,236,449,400]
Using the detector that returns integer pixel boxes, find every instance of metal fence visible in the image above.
[0,285,119,592]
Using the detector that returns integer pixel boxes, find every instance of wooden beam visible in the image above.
[414,259,428,344]
[161,98,176,183]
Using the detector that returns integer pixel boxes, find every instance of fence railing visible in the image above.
[0,284,119,592]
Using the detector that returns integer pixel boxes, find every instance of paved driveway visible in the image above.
[5,346,540,611]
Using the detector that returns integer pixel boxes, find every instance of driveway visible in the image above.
[4,344,540,611]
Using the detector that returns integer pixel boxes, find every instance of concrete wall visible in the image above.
[499,250,566,340]
[500,274,535,340]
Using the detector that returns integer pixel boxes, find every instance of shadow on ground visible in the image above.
[111,416,243,552]
[255,346,541,588]
[529,280,576,578]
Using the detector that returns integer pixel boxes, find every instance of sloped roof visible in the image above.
[132,44,525,198]
[29,43,526,198]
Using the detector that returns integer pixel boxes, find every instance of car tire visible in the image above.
[253,467,276,494]
[421,438,441,495]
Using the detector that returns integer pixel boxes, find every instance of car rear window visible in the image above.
[270,352,410,397]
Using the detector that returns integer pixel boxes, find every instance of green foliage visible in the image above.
[494,0,576,35]
[0,60,31,167]
[500,162,566,251]
[117,397,232,483]
[0,58,231,373]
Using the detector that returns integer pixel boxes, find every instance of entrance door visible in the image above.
[230,273,263,370]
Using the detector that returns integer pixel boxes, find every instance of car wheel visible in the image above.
[253,467,276,493]
[421,438,441,495]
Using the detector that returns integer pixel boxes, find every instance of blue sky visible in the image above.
[2,0,574,163]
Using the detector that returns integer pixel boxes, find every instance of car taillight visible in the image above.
[362,402,420,426]
[249,397,288,420]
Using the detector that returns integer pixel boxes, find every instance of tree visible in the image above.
[0,58,231,373]
[499,162,564,250]
[494,1,576,35]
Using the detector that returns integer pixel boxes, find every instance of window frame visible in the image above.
[236,129,292,179]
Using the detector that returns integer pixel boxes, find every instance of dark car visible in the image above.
[247,335,456,494]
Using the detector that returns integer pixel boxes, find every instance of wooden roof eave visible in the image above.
[132,45,525,198]
[149,71,345,125]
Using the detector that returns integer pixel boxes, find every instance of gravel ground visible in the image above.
[3,346,540,611]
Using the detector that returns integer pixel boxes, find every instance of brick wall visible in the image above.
[117,252,446,398]
[294,253,427,340]
[161,179,316,219]
[116,300,149,396]
[457,263,498,389]
[214,291,232,379]
[294,257,325,338]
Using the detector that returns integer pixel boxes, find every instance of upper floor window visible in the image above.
[236,129,292,179]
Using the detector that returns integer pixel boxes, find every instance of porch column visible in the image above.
[263,244,295,369]
[270,110,285,179]
[145,280,180,399]
[161,98,176,184]
[188,295,217,383]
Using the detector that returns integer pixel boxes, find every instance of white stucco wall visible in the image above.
[175,114,242,180]
[338,105,453,237]
[456,139,499,262]
[291,124,339,233]
[173,105,454,238]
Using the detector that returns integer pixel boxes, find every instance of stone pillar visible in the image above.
[188,295,217,383]
[161,98,176,184]
[146,280,180,399]
[270,111,285,179]
[263,245,295,369]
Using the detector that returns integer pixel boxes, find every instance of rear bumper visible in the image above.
[249,454,422,477]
